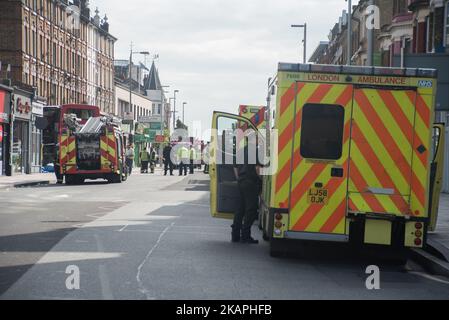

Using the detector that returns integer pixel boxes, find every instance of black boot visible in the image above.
[231,224,240,243]
[241,237,259,244]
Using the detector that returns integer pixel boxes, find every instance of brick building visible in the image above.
[0,0,117,175]
[0,0,116,113]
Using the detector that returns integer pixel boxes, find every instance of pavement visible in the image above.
[0,173,55,189]
[429,193,449,256]
[0,171,449,300]
[414,193,449,278]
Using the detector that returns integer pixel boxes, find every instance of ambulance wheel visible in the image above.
[269,239,285,258]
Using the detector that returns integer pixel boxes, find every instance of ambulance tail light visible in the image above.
[273,211,288,239]
[405,221,425,248]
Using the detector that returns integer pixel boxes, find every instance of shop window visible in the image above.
[300,104,345,160]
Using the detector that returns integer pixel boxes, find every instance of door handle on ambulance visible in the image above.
[331,167,344,177]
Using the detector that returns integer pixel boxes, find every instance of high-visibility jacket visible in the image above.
[140,150,150,161]
[189,148,196,160]
[177,145,189,160]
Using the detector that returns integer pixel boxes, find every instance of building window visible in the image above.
[300,104,345,160]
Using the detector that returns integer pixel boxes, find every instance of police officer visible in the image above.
[177,143,189,176]
[163,143,174,176]
[189,145,196,174]
[231,139,261,244]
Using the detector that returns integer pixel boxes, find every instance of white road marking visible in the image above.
[118,224,128,232]
[95,234,114,300]
[136,221,176,300]
[408,271,449,285]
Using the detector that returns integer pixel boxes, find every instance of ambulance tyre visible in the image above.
[269,239,285,258]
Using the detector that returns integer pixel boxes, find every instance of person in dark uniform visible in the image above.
[231,140,261,244]
[54,142,63,184]
[163,143,174,176]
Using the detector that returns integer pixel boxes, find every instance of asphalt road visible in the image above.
[0,171,449,300]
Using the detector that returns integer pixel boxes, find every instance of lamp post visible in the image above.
[182,102,187,124]
[159,85,170,166]
[291,23,307,63]
[169,97,178,131]
[173,89,179,129]
[346,0,352,65]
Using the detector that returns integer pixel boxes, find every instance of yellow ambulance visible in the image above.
[209,63,445,257]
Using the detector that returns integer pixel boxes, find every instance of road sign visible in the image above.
[149,122,162,130]
[155,135,165,143]
[138,115,152,123]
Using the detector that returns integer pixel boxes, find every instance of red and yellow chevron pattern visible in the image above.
[272,81,433,235]
[100,133,118,171]
[59,134,77,174]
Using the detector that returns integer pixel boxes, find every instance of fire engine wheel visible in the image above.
[108,173,122,184]
[65,175,84,185]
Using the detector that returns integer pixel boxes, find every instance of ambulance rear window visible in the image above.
[300,104,345,160]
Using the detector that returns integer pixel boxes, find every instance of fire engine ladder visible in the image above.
[79,117,104,134]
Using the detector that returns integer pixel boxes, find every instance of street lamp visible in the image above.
[159,85,170,166]
[173,89,179,129]
[182,102,187,124]
[346,0,353,65]
[291,24,307,63]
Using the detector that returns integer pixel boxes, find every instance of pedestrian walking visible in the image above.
[163,143,174,176]
[125,144,134,176]
[139,146,150,174]
[177,143,189,176]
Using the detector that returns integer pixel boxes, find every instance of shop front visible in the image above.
[12,89,32,174]
[0,86,12,176]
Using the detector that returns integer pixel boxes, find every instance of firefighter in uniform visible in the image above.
[149,147,157,174]
[54,142,63,184]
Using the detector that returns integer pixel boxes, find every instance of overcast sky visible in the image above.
[91,0,349,139]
